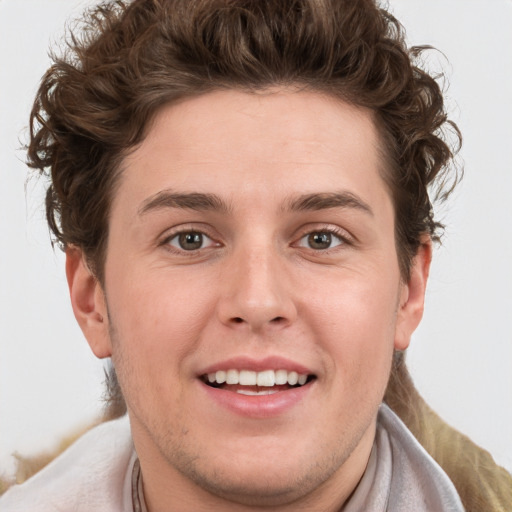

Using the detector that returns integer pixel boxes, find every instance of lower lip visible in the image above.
[199,380,314,418]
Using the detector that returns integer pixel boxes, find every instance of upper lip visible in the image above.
[198,356,314,376]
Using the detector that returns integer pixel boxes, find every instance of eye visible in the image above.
[166,231,215,251]
[298,231,344,250]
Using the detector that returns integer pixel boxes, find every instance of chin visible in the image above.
[183,461,324,507]
[164,435,354,507]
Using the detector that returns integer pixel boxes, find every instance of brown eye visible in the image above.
[308,232,332,249]
[179,232,203,250]
[168,231,212,251]
[298,231,344,250]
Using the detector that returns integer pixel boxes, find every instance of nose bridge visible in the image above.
[217,240,297,330]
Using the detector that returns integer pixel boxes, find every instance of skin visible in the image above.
[67,90,430,511]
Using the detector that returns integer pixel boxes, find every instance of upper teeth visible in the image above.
[207,369,308,387]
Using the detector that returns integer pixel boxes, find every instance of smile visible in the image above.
[202,369,315,395]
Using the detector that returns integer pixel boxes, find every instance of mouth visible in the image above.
[201,369,316,396]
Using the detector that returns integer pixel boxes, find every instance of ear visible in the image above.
[394,239,432,351]
[66,247,112,359]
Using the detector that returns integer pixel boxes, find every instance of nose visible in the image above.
[216,244,298,332]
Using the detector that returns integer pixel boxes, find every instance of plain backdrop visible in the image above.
[1,0,511,479]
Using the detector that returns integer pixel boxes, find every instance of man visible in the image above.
[1,0,510,510]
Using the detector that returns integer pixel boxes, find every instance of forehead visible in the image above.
[117,89,390,214]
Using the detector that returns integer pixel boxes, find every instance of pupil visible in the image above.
[309,232,331,249]
[179,232,202,250]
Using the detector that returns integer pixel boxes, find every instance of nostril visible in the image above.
[227,315,288,326]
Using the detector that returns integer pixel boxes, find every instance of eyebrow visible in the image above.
[285,192,373,216]
[138,189,373,217]
[138,190,230,216]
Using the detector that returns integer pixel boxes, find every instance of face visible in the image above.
[69,90,429,509]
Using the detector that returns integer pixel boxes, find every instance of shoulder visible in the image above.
[0,416,135,512]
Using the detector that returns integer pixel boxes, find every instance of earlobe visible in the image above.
[394,239,432,351]
[66,247,112,359]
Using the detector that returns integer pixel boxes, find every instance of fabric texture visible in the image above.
[343,404,464,511]
[0,405,464,511]
[0,416,135,512]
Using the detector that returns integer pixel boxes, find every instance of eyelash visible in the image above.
[160,225,352,255]
[296,226,352,252]
[160,227,220,254]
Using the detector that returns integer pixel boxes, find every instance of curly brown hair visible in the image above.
[25,1,512,510]
[28,0,460,283]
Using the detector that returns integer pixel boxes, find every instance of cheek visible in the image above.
[302,268,399,378]
[105,266,217,372]
[104,273,215,420]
